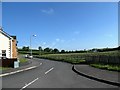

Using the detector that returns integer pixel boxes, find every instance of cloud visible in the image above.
[41,8,54,14]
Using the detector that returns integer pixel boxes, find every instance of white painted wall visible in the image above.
[0,32,12,58]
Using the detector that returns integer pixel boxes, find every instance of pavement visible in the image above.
[0,58,41,77]
[73,65,120,87]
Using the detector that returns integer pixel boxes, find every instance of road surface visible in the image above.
[2,58,118,89]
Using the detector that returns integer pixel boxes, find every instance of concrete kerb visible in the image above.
[72,65,120,87]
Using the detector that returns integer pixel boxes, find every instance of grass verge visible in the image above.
[19,58,28,63]
[90,64,120,72]
[0,67,11,71]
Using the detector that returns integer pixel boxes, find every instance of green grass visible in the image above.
[0,67,11,71]
[35,51,119,71]
[19,58,28,63]
[37,54,87,64]
[34,51,119,64]
[90,64,120,72]
[35,51,118,64]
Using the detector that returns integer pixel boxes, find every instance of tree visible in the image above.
[44,47,52,52]
[38,46,42,51]
[118,46,120,50]
[38,46,42,55]
[53,48,59,53]
[61,50,65,53]
[22,46,29,51]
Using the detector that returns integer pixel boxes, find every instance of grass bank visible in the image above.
[90,64,120,72]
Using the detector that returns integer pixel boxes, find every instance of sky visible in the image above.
[0,2,2,26]
[2,2,118,50]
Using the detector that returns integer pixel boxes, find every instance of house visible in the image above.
[0,27,17,59]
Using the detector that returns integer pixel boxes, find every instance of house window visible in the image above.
[2,50,6,57]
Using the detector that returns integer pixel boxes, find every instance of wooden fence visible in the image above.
[85,55,120,65]
[0,58,17,67]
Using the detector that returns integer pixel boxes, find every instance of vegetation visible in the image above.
[0,67,11,71]
[19,46,119,71]
[90,64,120,72]
[19,58,28,63]
[37,53,86,64]
[18,46,120,55]
[22,46,29,51]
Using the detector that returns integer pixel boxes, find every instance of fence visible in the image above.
[0,58,17,67]
[85,55,120,65]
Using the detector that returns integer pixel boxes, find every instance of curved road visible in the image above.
[2,58,118,89]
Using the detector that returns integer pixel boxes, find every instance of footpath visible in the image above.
[72,65,120,87]
[0,59,41,77]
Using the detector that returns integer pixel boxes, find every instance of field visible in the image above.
[19,50,119,71]
[35,51,120,71]
[37,53,86,64]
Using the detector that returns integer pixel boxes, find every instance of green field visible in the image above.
[35,51,119,71]
[19,50,119,71]
[37,53,86,64]
[19,50,119,56]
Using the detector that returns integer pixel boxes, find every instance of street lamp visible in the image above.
[30,35,36,57]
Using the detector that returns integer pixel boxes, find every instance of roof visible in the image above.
[11,36,17,39]
[0,28,14,39]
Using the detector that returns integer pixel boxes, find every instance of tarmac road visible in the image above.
[2,58,118,89]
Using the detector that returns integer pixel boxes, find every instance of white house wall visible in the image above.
[0,32,12,58]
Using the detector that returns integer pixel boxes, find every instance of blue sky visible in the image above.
[0,2,2,26]
[2,2,118,50]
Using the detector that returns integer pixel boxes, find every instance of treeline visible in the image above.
[18,46,120,55]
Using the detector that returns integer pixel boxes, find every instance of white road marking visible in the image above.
[39,62,42,66]
[19,66,53,89]
[20,78,39,90]
[0,63,43,77]
[0,66,36,77]
[45,67,54,75]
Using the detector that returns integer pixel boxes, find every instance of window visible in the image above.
[2,50,6,57]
